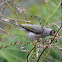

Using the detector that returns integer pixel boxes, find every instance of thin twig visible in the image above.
[27,41,38,62]
[44,2,61,24]
[0,14,31,22]
[3,0,20,19]
[0,0,14,12]
[27,45,36,62]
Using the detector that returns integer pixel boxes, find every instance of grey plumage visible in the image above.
[2,18,59,41]
[18,24,57,40]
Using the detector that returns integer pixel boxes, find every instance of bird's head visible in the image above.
[50,30,59,37]
[43,28,59,37]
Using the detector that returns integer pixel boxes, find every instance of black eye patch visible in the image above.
[50,30,55,35]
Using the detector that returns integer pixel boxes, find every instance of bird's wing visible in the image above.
[19,24,44,34]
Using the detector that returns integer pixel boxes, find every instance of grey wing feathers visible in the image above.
[19,24,44,34]
[2,18,45,34]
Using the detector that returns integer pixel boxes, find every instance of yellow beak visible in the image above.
[55,34,59,37]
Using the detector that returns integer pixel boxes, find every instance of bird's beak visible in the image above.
[55,34,59,37]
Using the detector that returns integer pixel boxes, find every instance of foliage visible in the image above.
[0,0,62,62]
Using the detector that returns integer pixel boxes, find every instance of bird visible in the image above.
[2,18,59,41]
[18,24,59,41]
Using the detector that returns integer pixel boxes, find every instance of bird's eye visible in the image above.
[52,30,55,33]
[50,30,55,35]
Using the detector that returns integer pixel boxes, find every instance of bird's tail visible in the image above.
[2,17,20,26]
[2,17,26,31]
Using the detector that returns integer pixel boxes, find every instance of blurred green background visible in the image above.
[0,0,62,62]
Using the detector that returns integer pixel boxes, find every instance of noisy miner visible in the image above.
[18,24,59,41]
[2,18,59,41]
